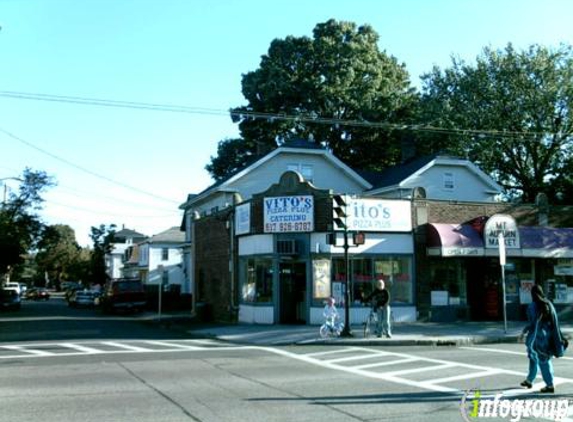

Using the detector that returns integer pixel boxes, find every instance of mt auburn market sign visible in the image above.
[484,214,520,249]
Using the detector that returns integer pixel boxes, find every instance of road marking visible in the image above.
[2,345,53,356]
[384,362,455,377]
[425,370,496,385]
[353,357,418,370]
[101,342,154,352]
[0,339,245,359]
[462,345,573,361]
[258,345,573,398]
[144,340,203,350]
[326,353,380,363]
[60,343,102,354]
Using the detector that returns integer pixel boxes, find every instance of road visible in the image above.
[1,296,572,422]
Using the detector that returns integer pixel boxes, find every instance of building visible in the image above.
[137,226,186,294]
[413,197,573,322]
[180,139,508,324]
[105,227,147,280]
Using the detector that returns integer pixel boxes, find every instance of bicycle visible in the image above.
[363,306,394,338]
[319,316,344,339]
[363,306,378,338]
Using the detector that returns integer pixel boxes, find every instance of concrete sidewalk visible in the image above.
[185,320,573,347]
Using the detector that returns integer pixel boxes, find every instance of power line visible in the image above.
[0,90,550,140]
[0,127,181,205]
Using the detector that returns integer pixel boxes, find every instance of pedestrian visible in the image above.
[323,297,340,322]
[520,284,566,393]
[363,279,392,338]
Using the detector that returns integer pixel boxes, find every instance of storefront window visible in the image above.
[331,256,413,305]
[374,257,413,304]
[242,257,273,303]
[430,260,467,305]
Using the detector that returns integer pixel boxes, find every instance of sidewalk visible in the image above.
[183,320,573,347]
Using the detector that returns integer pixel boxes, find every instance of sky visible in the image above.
[1,0,572,247]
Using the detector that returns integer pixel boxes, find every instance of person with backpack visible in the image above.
[520,284,568,393]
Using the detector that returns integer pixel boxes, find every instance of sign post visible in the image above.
[498,233,507,333]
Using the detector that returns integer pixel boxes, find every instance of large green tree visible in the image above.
[206,19,417,181]
[0,169,54,282]
[420,43,573,202]
[35,224,84,290]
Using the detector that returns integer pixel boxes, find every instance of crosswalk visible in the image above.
[273,346,573,396]
[0,339,233,359]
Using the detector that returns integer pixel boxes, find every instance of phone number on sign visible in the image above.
[265,221,313,232]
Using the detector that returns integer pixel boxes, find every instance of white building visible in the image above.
[105,228,147,280]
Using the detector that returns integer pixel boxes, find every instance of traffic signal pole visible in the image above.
[340,228,353,337]
[332,194,354,337]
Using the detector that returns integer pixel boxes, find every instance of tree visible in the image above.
[420,43,573,202]
[0,168,54,281]
[88,224,116,285]
[207,19,418,181]
[35,224,83,290]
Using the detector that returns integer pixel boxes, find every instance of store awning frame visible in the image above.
[426,224,573,258]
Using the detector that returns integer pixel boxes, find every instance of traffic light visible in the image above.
[353,231,366,245]
[332,194,347,231]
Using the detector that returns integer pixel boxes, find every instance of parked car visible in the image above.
[24,288,50,301]
[98,279,146,313]
[0,288,21,310]
[68,290,98,308]
[4,282,21,295]
[64,284,82,303]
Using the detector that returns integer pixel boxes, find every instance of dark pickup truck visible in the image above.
[98,279,146,313]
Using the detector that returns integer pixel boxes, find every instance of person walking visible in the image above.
[364,279,392,338]
[520,284,565,393]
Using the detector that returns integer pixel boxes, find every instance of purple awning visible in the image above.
[427,223,573,258]
[427,224,484,256]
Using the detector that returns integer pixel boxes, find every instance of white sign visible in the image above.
[345,199,412,232]
[235,203,251,235]
[498,233,506,265]
[519,279,535,304]
[313,259,331,299]
[555,265,573,276]
[484,214,520,249]
[264,195,314,233]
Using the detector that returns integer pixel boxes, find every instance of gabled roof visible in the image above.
[180,140,371,209]
[144,226,185,244]
[364,154,502,194]
[113,228,148,243]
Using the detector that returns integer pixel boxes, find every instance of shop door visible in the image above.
[467,259,501,321]
[279,261,307,324]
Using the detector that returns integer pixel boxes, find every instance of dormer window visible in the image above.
[443,172,455,190]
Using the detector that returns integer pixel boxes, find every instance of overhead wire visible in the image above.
[0,127,181,205]
[0,90,551,140]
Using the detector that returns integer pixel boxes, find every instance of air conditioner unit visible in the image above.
[277,239,299,255]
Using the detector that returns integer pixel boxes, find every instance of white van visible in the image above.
[4,282,21,295]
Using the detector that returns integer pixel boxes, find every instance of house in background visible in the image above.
[105,227,147,280]
[136,226,186,302]
[359,154,502,202]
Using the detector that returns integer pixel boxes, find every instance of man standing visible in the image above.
[364,279,392,338]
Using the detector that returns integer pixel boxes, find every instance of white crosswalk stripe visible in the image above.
[0,339,233,359]
[264,345,573,400]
